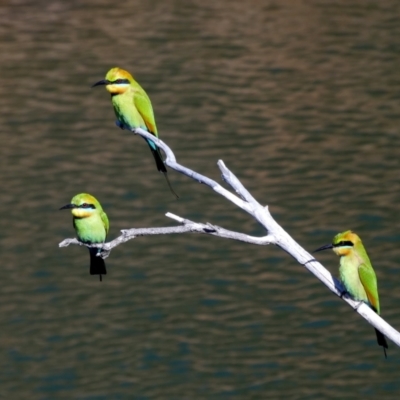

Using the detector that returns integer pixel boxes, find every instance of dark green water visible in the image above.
[1,0,400,398]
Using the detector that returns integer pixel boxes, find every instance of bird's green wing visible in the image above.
[101,211,110,236]
[133,89,158,136]
[358,263,380,314]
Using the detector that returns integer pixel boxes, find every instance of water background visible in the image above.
[1,0,400,398]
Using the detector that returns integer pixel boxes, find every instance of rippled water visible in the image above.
[1,0,400,398]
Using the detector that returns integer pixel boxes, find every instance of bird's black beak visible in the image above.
[59,203,77,210]
[313,243,334,253]
[91,79,110,88]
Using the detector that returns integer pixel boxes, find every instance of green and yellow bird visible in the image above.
[315,230,388,357]
[92,67,178,198]
[60,193,109,281]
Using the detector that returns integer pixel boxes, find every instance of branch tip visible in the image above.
[165,212,183,223]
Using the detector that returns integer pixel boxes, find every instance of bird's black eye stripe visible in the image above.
[113,79,130,84]
[80,203,95,209]
[334,240,354,247]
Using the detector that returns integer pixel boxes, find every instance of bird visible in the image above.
[60,193,109,281]
[92,67,178,198]
[314,230,388,357]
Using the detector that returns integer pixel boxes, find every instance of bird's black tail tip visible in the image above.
[163,172,179,199]
[375,328,388,358]
[90,250,107,280]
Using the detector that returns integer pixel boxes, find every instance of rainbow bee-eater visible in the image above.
[60,193,109,282]
[92,67,178,198]
[315,230,388,357]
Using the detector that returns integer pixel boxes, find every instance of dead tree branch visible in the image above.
[58,126,400,349]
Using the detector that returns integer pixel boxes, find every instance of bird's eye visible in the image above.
[115,79,123,84]
[338,240,353,247]
[82,203,88,207]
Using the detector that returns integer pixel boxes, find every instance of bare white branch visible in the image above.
[58,125,400,349]
[59,213,276,259]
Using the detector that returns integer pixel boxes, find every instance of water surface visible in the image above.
[0,0,400,398]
